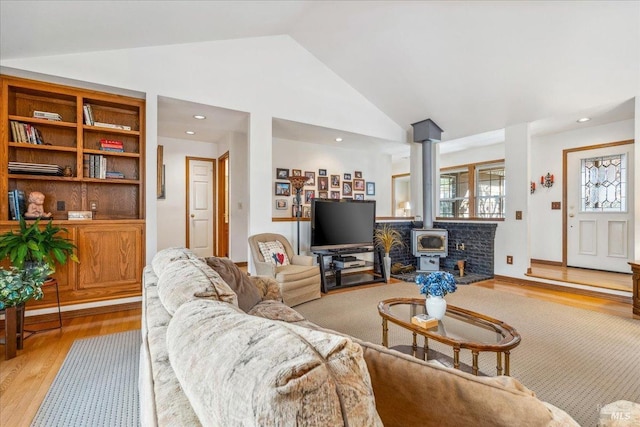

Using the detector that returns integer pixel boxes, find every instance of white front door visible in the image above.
[187,158,215,257]
[566,143,633,273]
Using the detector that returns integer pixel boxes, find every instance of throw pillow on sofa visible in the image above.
[202,257,262,312]
[167,299,383,427]
[257,241,290,266]
[157,258,238,315]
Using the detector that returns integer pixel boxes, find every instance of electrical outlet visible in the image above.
[57,201,65,211]
[551,201,561,210]
[90,201,98,211]
[506,255,513,265]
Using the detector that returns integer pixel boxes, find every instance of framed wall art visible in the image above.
[275,199,288,210]
[331,175,340,188]
[304,171,316,186]
[344,173,352,181]
[305,189,315,203]
[354,179,365,191]
[330,191,340,199]
[354,193,364,200]
[292,169,302,177]
[276,168,289,179]
[342,181,353,196]
[355,171,362,178]
[366,182,375,196]
[318,169,327,176]
[275,182,291,196]
[318,176,329,191]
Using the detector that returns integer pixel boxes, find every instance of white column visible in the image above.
[494,123,531,277]
[145,93,158,264]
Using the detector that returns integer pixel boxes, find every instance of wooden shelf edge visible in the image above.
[8,114,77,128]
[9,142,77,152]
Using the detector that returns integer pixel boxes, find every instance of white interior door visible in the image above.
[566,144,633,273]
[188,158,215,257]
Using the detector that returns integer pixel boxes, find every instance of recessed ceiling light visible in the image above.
[193,115,206,120]
[577,117,591,123]
[335,137,343,142]
[185,130,195,135]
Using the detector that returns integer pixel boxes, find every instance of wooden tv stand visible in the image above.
[314,247,386,293]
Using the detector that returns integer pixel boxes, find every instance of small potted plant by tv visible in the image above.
[0,218,79,309]
[374,224,405,282]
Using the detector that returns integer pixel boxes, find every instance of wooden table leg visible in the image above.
[496,352,503,376]
[412,332,417,357]
[382,318,388,347]
[472,351,479,376]
[453,347,460,370]
[504,351,511,376]
[4,306,17,360]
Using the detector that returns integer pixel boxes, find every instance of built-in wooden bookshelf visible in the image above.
[0,75,146,310]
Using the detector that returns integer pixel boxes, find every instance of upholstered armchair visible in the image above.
[248,233,321,306]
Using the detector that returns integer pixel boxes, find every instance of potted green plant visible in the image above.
[0,218,79,271]
[0,264,53,310]
[374,224,405,282]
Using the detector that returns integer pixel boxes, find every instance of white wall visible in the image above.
[156,137,219,250]
[529,119,635,262]
[0,35,405,264]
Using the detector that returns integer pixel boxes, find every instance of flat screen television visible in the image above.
[310,199,376,251]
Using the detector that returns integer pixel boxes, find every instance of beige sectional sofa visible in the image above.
[139,247,579,426]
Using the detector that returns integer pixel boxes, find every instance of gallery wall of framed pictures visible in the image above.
[273,166,375,218]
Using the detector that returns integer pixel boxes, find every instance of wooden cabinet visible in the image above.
[0,75,145,309]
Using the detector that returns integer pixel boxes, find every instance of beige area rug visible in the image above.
[296,283,640,427]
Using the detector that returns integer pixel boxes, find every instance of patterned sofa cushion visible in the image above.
[157,258,238,315]
[152,247,196,277]
[202,257,262,312]
[167,299,383,427]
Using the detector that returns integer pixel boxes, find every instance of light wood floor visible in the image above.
[0,278,636,426]
[527,261,632,292]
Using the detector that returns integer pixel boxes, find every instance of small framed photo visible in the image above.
[342,181,353,196]
[331,175,340,188]
[355,171,362,178]
[292,169,302,177]
[330,191,340,199]
[304,171,316,186]
[354,179,365,191]
[275,182,291,196]
[318,191,328,199]
[303,206,311,218]
[344,173,352,181]
[318,169,327,176]
[318,176,329,191]
[292,204,301,217]
[366,182,375,196]
[275,199,288,210]
[354,193,364,201]
[276,168,289,179]
[305,189,315,203]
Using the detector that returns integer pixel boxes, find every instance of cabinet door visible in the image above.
[77,224,142,290]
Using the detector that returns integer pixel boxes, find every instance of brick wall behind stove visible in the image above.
[433,221,497,277]
[377,221,497,276]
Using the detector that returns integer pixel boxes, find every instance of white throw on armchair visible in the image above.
[248,233,321,306]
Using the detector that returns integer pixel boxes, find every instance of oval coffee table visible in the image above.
[378,297,521,376]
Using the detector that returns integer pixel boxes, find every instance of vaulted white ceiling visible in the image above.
[1,1,638,146]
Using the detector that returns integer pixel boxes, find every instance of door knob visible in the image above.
[569,213,574,217]
[190,214,195,218]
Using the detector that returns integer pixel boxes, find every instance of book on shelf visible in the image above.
[93,122,132,131]
[105,171,125,179]
[411,314,438,329]
[99,138,124,152]
[7,189,26,220]
[83,154,90,178]
[88,154,109,178]
[33,110,62,121]
[83,104,94,125]
[9,121,45,144]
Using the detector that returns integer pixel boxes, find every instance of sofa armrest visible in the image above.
[249,276,283,302]
[254,261,276,277]
[291,254,314,266]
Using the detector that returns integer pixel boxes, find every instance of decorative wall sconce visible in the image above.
[530,181,536,194]
[540,173,554,188]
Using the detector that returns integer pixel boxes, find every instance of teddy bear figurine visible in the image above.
[24,191,52,219]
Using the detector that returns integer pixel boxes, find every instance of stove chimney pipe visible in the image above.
[411,119,443,229]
